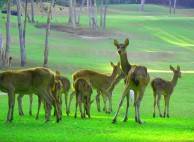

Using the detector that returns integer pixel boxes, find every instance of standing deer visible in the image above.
[17,72,70,117]
[112,38,150,124]
[74,77,93,119]
[0,67,61,123]
[68,61,122,114]
[151,65,181,118]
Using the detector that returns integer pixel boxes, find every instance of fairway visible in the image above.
[0,3,194,142]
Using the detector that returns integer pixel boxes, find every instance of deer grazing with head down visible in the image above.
[0,67,61,123]
[67,61,122,114]
[74,77,93,119]
[151,65,181,118]
[112,38,150,124]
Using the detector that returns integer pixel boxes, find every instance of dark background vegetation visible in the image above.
[1,0,194,9]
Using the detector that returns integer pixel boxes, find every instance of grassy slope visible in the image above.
[0,4,194,142]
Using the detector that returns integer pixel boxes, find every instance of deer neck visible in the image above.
[171,74,179,88]
[120,52,131,75]
[109,68,119,83]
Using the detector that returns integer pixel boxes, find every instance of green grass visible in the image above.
[0,4,194,142]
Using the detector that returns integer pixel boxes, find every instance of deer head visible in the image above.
[110,61,122,75]
[170,65,182,78]
[114,38,129,55]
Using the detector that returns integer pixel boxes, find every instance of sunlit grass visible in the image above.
[0,4,194,142]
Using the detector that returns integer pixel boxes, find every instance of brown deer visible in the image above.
[68,61,122,114]
[17,72,71,117]
[151,65,181,118]
[112,38,150,124]
[74,77,93,119]
[0,67,61,123]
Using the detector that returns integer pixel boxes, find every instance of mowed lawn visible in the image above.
[0,4,194,142]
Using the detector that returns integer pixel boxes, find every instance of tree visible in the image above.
[140,0,145,11]
[5,0,11,66]
[31,0,35,23]
[16,0,26,67]
[173,0,177,14]
[0,34,5,67]
[43,0,55,67]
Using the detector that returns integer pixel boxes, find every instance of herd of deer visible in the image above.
[0,38,181,124]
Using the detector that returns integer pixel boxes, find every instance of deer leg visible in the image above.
[166,96,170,118]
[64,91,68,116]
[134,91,138,122]
[163,96,167,118]
[74,95,79,118]
[123,91,130,122]
[153,92,156,118]
[36,96,41,120]
[67,91,76,115]
[29,94,33,116]
[105,90,112,113]
[17,94,24,116]
[157,94,162,118]
[136,87,146,124]
[112,83,130,123]
[79,97,84,119]
[102,91,108,113]
[96,90,101,112]
[6,92,15,123]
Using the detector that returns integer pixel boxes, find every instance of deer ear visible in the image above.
[125,38,129,46]
[117,61,120,67]
[56,70,61,75]
[177,65,180,71]
[170,65,175,71]
[110,61,115,67]
[114,39,119,47]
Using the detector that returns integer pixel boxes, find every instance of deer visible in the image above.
[67,61,122,114]
[17,71,71,117]
[74,77,93,119]
[36,79,63,121]
[150,65,181,118]
[0,67,61,123]
[112,38,150,124]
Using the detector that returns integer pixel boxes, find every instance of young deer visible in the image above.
[74,77,93,119]
[151,65,181,118]
[68,61,122,114]
[112,38,150,124]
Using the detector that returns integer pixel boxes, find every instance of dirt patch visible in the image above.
[35,23,129,39]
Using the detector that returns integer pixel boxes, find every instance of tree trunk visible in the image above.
[87,0,91,26]
[68,0,73,24]
[140,0,145,12]
[20,0,31,22]
[173,0,177,14]
[103,0,107,29]
[31,0,35,23]
[23,0,28,48]
[0,34,5,66]
[16,0,26,67]
[169,0,172,14]
[77,0,86,24]
[5,0,11,66]
[43,0,55,68]
[100,1,103,27]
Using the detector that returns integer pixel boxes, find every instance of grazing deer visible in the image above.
[68,61,122,114]
[74,77,93,119]
[112,38,150,124]
[151,65,181,118]
[17,72,70,117]
[0,67,61,123]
